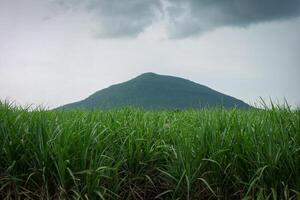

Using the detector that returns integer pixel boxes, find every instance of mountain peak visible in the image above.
[141,72,158,76]
[137,72,160,78]
[58,73,250,110]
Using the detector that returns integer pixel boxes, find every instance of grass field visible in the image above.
[0,102,299,200]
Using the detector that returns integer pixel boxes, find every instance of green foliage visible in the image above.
[0,101,299,199]
[59,73,250,110]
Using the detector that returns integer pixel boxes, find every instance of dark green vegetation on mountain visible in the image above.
[59,73,250,110]
[1,102,299,199]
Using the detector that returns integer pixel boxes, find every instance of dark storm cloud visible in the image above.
[54,0,162,37]
[166,0,300,38]
[54,0,300,38]
[88,0,162,37]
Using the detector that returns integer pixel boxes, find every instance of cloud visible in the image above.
[53,0,162,38]
[53,0,300,38]
[165,0,300,38]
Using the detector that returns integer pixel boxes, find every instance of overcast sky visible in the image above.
[0,0,300,108]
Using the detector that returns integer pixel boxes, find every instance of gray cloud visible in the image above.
[53,0,162,37]
[49,0,300,38]
[166,0,300,38]
[89,0,162,38]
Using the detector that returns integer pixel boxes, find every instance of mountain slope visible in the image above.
[58,72,250,109]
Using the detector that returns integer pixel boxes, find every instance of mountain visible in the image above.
[58,72,250,110]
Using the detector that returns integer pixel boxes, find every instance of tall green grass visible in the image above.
[0,101,299,199]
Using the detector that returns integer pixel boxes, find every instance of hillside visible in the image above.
[58,72,250,109]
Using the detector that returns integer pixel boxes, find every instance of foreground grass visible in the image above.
[0,102,299,199]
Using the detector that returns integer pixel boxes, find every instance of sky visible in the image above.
[0,0,300,108]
